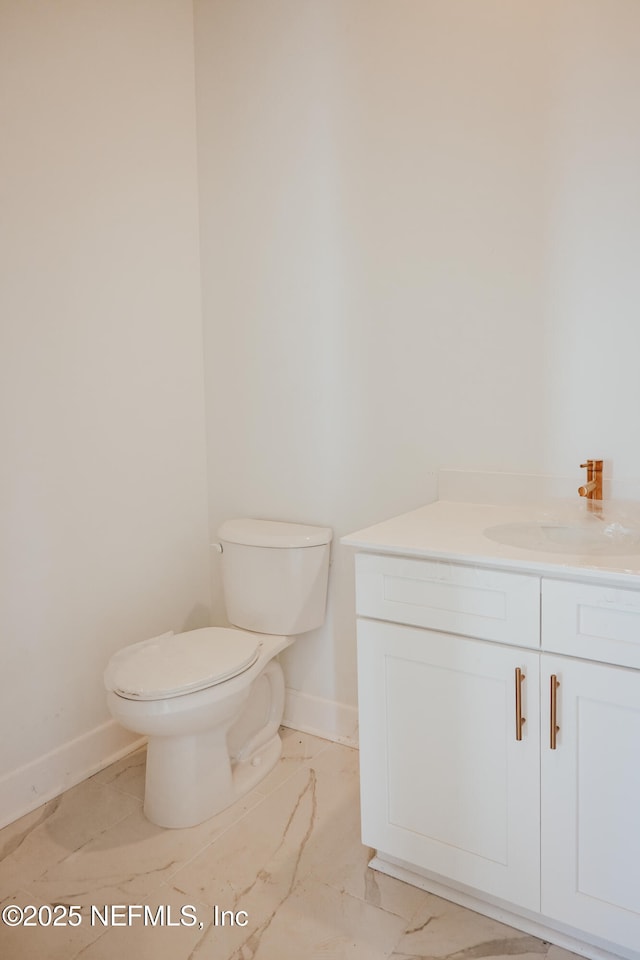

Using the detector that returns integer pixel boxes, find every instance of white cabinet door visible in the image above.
[358,618,541,911]
[541,654,640,952]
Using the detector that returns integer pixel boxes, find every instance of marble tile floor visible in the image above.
[0,729,581,960]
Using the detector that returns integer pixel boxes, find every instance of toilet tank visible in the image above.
[217,519,332,635]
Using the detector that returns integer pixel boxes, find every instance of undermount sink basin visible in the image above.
[484,520,640,556]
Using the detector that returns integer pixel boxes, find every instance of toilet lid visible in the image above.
[104,627,261,701]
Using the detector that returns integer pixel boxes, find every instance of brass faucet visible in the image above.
[578,460,603,510]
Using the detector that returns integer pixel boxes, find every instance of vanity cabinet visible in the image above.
[355,552,640,959]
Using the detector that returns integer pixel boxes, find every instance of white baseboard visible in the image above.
[282,688,359,748]
[0,720,144,830]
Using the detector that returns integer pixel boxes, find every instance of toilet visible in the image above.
[104,518,332,828]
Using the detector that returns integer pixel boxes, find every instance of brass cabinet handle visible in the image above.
[515,667,526,741]
[550,674,560,749]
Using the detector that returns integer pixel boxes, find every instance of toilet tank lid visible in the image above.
[218,518,332,548]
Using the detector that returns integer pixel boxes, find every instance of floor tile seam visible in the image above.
[0,849,81,905]
[84,757,144,791]
[1,885,35,904]
[5,880,143,930]
[157,791,281,888]
[0,799,61,861]
[127,883,212,920]
[307,738,335,760]
[34,781,143,839]
[309,873,424,930]
[254,754,321,799]
[68,922,111,960]
[403,894,469,931]
[87,780,145,811]
[256,739,353,799]
[157,876,216,913]
[98,780,145,802]
[84,893,220,960]
[289,874,411,957]
[0,882,23,906]
[228,753,322,817]
[141,883,212,909]
[280,732,337,759]
[55,797,147,859]
[18,869,139,904]
[0,838,123,902]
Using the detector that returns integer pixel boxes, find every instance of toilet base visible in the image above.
[142,659,287,828]
[144,727,283,829]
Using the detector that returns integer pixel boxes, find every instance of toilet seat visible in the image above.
[105,627,261,701]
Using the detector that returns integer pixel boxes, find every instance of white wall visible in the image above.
[0,0,210,824]
[540,1,640,478]
[195,0,640,730]
[3,0,639,818]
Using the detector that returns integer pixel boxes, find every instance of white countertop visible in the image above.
[341,500,640,586]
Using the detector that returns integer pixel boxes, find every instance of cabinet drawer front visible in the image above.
[356,554,540,646]
[543,580,640,669]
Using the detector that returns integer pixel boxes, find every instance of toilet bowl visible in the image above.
[104,518,332,828]
[106,628,292,828]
